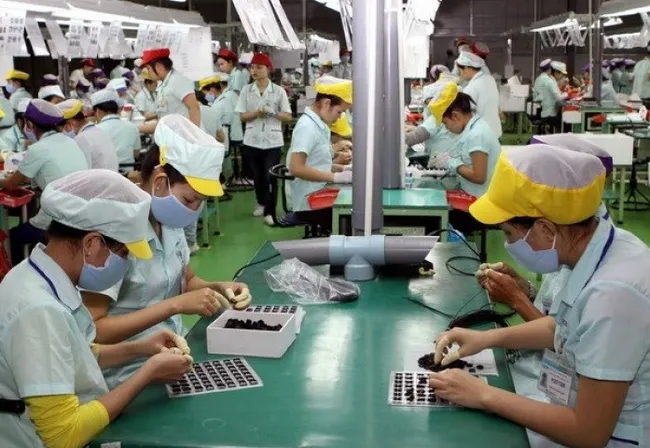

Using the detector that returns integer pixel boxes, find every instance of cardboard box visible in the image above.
[207,310,297,358]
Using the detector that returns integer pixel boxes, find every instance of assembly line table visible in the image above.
[332,187,449,236]
[92,242,529,448]
[565,103,625,134]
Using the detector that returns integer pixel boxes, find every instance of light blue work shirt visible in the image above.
[96,115,142,166]
[97,223,190,389]
[287,108,332,212]
[155,69,195,119]
[222,87,243,142]
[419,115,460,160]
[229,68,250,93]
[0,244,107,447]
[0,125,25,153]
[200,104,222,141]
[533,72,564,118]
[0,96,16,130]
[602,79,618,102]
[74,123,119,171]
[633,58,650,99]
[210,94,232,152]
[462,70,503,138]
[19,132,88,190]
[9,88,32,111]
[453,114,501,198]
[133,89,157,115]
[619,70,633,95]
[612,68,623,93]
[236,81,292,149]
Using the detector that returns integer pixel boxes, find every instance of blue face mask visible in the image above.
[5,83,16,94]
[64,130,77,138]
[78,239,130,291]
[205,93,216,104]
[504,227,559,274]
[151,181,203,228]
[24,127,37,143]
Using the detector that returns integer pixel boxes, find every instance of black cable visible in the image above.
[446,256,480,277]
[427,228,481,258]
[232,253,281,281]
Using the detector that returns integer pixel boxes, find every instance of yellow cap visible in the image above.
[330,113,352,137]
[185,175,224,197]
[57,99,84,120]
[469,145,606,225]
[125,239,153,260]
[314,75,353,104]
[322,60,333,67]
[6,69,29,81]
[198,75,221,91]
[427,82,459,124]
[140,70,153,81]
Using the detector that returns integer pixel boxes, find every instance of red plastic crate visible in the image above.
[307,188,340,210]
[446,190,477,213]
[0,187,35,208]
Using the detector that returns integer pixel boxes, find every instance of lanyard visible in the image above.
[584,225,615,286]
[28,258,70,310]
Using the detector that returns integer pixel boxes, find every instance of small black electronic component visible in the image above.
[417,353,470,372]
[166,358,262,398]
[224,318,282,331]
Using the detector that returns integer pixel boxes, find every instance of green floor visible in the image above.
[186,187,650,329]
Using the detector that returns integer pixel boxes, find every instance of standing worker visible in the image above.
[633,44,650,104]
[81,115,248,390]
[216,49,250,94]
[236,53,293,226]
[456,51,503,138]
[110,59,129,79]
[92,89,141,170]
[333,49,353,80]
[198,74,230,149]
[57,99,119,172]
[0,95,17,152]
[611,59,623,93]
[133,70,158,120]
[620,59,635,95]
[5,69,32,111]
[69,58,96,91]
[533,60,567,134]
[0,169,194,447]
[0,98,28,153]
[431,145,650,448]
[601,69,617,102]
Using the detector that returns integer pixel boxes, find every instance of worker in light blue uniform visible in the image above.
[611,59,624,93]
[5,69,32,111]
[633,45,650,101]
[199,73,233,153]
[433,144,650,448]
[0,95,17,152]
[287,77,353,231]
[216,49,250,94]
[92,88,142,169]
[81,115,252,390]
[601,69,618,102]
[0,98,28,153]
[133,70,157,120]
[421,65,451,120]
[620,60,635,95]
[534,60,567,134]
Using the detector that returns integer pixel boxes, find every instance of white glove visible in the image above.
[343,164,352,172]
[172,334,191,355]
[431,152,452,170]
[225,287,253,310]
[474,262,504,278]
[262,105,277,117]
[333,171,353,184]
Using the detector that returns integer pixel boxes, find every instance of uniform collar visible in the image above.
[39,130,58,141]
[470,71,484,82]
[100,114,120,123]
[304,107,327,131]
[559,218,613,307]
[147,221,185,259]
[80,122,94,133]
[253,80,272,96]
[460,114,481,136]
[29,243,82,311]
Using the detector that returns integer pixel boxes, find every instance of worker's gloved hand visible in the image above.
[144,352,194,383]
[433,328,487,367]
[475,262,505,286]
[334,150,352,165]
[430,152,451,170]
[225,287,253,310]
[173,288,223,317]
[343,164,353,172]
[333,171,353,184]
[262,105,277,117]
[141,329,188,356]
[446,157,464,173]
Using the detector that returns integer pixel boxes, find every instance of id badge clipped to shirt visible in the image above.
[537,349,573,405]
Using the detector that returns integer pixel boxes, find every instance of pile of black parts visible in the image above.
[225,318,282,331]
[417,353,483,372]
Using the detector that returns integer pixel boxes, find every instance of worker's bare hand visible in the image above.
[173,288,222,317]
[144,352,193,383]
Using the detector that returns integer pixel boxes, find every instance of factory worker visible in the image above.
[620,59,635,95]
[333,49,353,80]
[94,77,110,91]
[470,41,492,76]
[431,145,650,448]
[139,48,201,129]
[534,61,567,134]
[0,95,17,153]
[533,59,553,100]
[330,113,353,166]
[134,69,158,120]
[430,64,450,83]
[0,98,28,153]
[198,74,229,147]
[633,45,650,102]
[70,77,92,100]
[508,69,522,86]
[422,72,458,120]
[92,89,141,170]
[611,59,623,92]
[123,70,140,98]
[5,69,32,111]
[286,77,353,231]
[69,58,95,90]
[319,60,334,77]
[428,82,501,208]
[107,77,132,107]
[0,169,194,447]
[82,115,248,389]
[451,37,473,87]
[217,48,250,94]
[37,85,65,105]
[89,68,106,90]
[110,59,129,79]
[601,69,618,102]
[236,53,293,225]
[41,74,59,86]
[57,99,119,172]
[308,56,321,86]
[456,51,502,138]
[0,100,88,264]
[210,72,243,154]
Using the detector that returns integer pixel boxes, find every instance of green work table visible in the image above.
[332,187,449,237]
[566,103,625,134]
[92,242,528,448]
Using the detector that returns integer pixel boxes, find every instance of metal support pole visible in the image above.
[593,0,602,103]
[566,0,577,79]
[383,0,403,190]
[302,0,309,87]
[352,0,384,235]
[59,57,69,97]
[531,0,540,80]
[226,0,232,45]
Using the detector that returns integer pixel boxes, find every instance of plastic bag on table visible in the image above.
[265,258,360,304]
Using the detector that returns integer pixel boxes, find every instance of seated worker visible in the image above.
[197,75,227,145]
[330,112,353,165]
[286,76,353,232]
[57,99,119,171]
[41,73,60,86]
[92,88,141,170]
[431,145,650,448]
[82,115,248,389]
[0,98,28,153]
[37,85,65,105]
[0,94,17,152]
[134,70,158,120]
[70,77,92,101]
[421,66,453,119]
[601,69,618,102]
[5,69,32,111]
[108,78,133,107]
[0,99,88,265]
[69,57,95,90]
[456,51,502,138]
[0,169,193,447]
